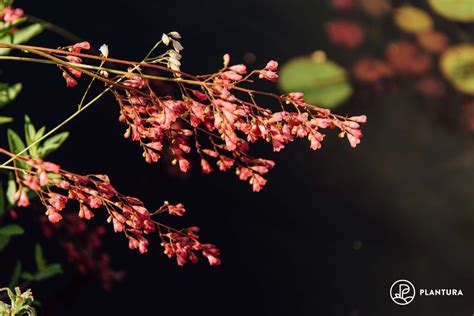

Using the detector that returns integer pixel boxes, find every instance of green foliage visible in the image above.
[6,173,16,206]
[0,83,22,109]
[38,132,69,158]
[21,244,62,282]
[428,0,474,22]
[279,56,353,108]
[9,116,70,160]
[0,224,24,252]
[0,224,24,236]
[0,287,36,316]
[440,44,474,95]
[0,23,44,55]
[7,128,26,169]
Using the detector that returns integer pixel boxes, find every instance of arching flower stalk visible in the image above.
[0,33,365,192]
[2,151,220,266]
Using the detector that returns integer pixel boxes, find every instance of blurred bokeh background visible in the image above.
[1,0,474,315]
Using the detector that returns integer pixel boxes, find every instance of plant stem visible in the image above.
[0,88,110,167]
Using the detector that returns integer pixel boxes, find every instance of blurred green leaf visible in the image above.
[20,272,34,281]
[0,83,22,108]
[6,173,17,205]
[34,264,62,281]
[279,57,353,108]
[440,44,474,95]
[0,224,24,236]
[429,0,474,22]
[34,244,46,272]
[38,132,69,158]
[0,1,13,9]
[0,116,13,124]
[8,261,21,288]
[0,235,10,251]
[0,23,44,55]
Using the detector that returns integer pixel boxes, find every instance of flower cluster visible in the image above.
[11,157,220,266]
[101,50,366,192]
[59,42,91,87]
[0,4,23,23]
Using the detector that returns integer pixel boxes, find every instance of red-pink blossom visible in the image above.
[2,7,24,23]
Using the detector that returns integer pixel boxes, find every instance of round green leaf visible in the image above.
[440,44,474,95]
[279,57,353,108]
[428,0,474,22]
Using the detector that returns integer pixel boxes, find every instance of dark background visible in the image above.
[1,0,474,315]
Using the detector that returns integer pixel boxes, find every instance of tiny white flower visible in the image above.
[169,50,182,60]
[99,44,109,58]
[223,53,230,68]
[169,31,182,39]
[162,33,170,45]
[172,40,183,52]
[169,57,181,66]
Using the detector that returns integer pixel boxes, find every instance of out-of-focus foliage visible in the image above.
[428,0,474,22]
[279,55,352,108]
[394,6,433,34]
[440,45,474,95]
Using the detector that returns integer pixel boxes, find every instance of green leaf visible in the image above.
[7,129,26,169]
[34,126,46,141]
[0,116,13,124]
[34,264,62,281]
[34,244,46,272]
[8,261,22,288]
[428,0,474,22]
[0,224,24,236]
[279,57,353,108]
[0,235,10,251]
[20,272,34,281]
[6,173,17,206]
[0,23,44,55]
[0,83,22,108]
[0,0,13,10]
[7,129,25,154]
[24,115,36,147]
[38,132,69,158]
[440,44,474,95]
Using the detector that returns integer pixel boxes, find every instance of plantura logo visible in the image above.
[390,279,416,305]
[390,279,464,306]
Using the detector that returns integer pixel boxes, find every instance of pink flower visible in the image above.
[63,72,78,87]
[265,60,278,71]
[46,208,63,224]
[2,7,24,23]
[15,189,30,207]
[168,203,186,216]
[229,64,247,74]
[72,41,91,53]
[259,70,278,82]
[79,204,94,220]
[200,159,213,174]
[250,174,267,192]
